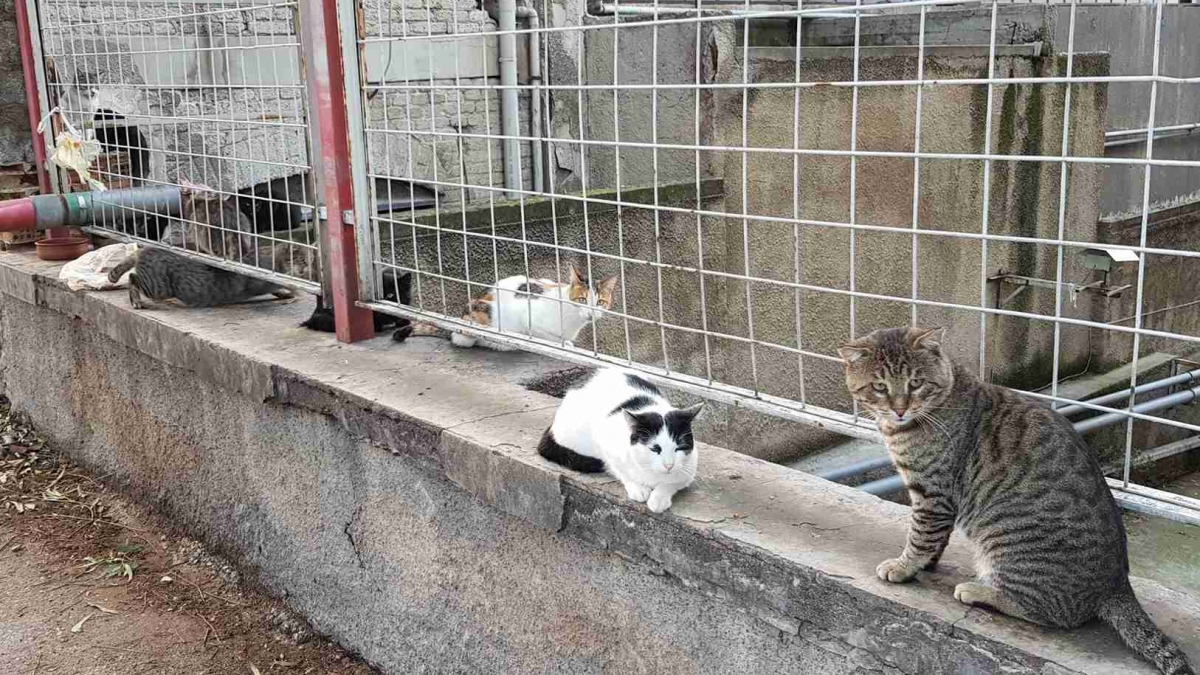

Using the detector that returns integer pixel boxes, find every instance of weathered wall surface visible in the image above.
[0,252,1194,674]
[396,43,1110,460]
[708,46,1108,411]
[1053,4,1200,218]
[0,2,33,165]
[37,0,522,199]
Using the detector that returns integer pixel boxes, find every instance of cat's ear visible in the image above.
[596,275,618,302]
[675,402,705,423]
[622,409,642,432]
[837,345,871,364]
[910,326,946,353]
[569,264,586,287]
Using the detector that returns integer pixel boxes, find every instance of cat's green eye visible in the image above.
[909,378,925,389]
[872,383,887,393]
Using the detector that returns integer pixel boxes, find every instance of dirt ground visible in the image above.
[0,398,381,675]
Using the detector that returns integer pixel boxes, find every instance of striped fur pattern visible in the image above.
[107,247,293,309]
[160,184,254,262]
[839,327,1193,675]
[538,368,704,513]
[450,265,618,350]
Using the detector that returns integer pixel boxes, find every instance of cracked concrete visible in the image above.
[0,249,1196,674]
[344,505,366,570]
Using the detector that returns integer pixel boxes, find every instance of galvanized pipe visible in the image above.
[88,186,183,226]
[1074,383,1200,434]
[859,474,904,496]
[815,454,893,482]
[1057,369,1200,417]
[516,4,544,195]
[499,0,521,197]
[859,383,1200,496]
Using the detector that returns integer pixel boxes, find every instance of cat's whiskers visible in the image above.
[914,410,951,441]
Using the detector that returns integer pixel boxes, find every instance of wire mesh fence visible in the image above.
[18,0,1200,524]
[33,0,323,289]
[347,0,1200,524]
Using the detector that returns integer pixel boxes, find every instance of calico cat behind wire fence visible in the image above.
[406,264,618,349]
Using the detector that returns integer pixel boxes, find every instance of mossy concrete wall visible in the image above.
[0,250,1194,674]
[387,45,1110,461]
[709,46,1108,427]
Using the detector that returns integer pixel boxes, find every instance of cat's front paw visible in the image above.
[624,483,651,503]
[876,557,920,583]
[646,490,674,513]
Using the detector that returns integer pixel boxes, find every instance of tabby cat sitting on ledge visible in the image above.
[839,326,1193,675]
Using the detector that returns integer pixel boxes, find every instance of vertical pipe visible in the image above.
[517,6,543,195]
[499,0,521,197]
[299,0,375,342]
[14,0,51,195]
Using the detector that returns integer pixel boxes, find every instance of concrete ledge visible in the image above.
[0,250,1196,674]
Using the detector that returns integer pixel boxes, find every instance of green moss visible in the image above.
[398,179,724,233]
[969,71,990,154]
[1015,77,1044,246]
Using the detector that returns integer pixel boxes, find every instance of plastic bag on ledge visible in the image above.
[58,243,137,291]
[36,108,107,192]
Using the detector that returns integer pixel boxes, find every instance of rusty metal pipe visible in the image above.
[0,186,182,233]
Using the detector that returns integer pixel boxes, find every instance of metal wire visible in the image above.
[34,0,322,289]
[29,0,1180,523]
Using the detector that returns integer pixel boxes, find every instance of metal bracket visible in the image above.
[989,271,1132,309]
[341,209,354,225]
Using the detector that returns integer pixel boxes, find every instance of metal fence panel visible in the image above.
[326,0,1200,524]
[33,0,323,291]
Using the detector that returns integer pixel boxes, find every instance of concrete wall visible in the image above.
[400,39,1110,460]
[1069,206,1200,471]
[36,0,521,199]
[706,44,1108,409]
[1052,5,1200,218]
[0,251,1193,674]
[0,2,33,165]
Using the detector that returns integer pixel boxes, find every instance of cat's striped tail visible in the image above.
[1098,584,1194,675]
[537,428,604,473]
[107,254,139,284]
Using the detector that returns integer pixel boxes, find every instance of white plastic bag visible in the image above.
[36,108,107,192]
[58,243,138,291]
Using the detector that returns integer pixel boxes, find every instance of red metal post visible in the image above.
[298,0,374,342]
[14,0,51,195]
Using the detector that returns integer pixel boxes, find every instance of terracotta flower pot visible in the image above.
[35,236,91,261]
